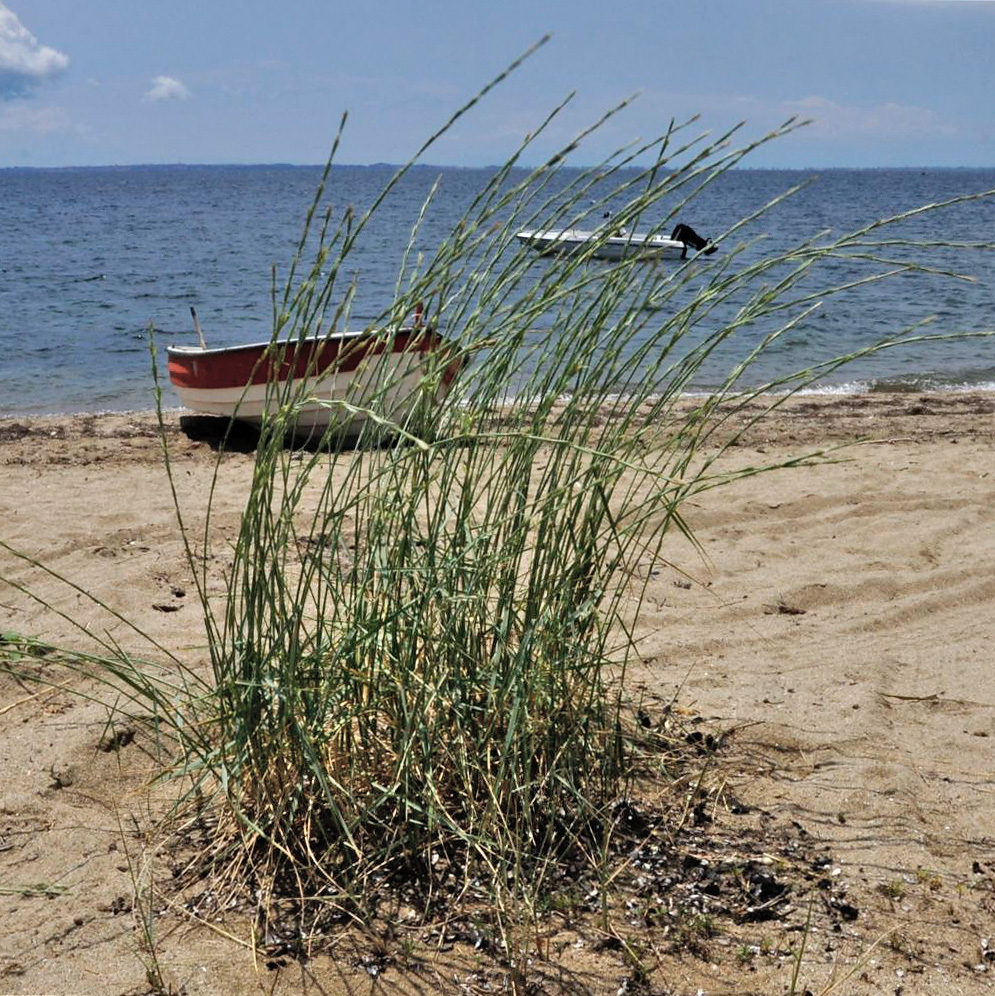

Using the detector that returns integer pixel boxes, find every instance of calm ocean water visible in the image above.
[1,164,993,416]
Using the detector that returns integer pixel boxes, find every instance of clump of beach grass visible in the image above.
[3,41,993,982]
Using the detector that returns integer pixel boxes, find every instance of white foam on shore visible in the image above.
[789,375,995,396]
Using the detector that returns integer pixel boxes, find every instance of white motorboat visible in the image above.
[515,221,716,262]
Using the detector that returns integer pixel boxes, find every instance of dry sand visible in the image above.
[0,393,993,995]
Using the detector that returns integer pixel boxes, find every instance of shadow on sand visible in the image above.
[178,414,391,454]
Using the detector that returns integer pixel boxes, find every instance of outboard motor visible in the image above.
[671,223,717,259]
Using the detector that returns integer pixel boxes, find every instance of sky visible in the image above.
[1,0,993,169]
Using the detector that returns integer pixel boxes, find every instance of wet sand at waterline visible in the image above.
[1,392,993,995]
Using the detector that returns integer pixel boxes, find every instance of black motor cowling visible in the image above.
[671,223,717,259]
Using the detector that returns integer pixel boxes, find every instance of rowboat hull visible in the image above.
[166,326,462,440]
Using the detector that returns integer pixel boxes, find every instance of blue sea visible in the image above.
[1,164,993,416]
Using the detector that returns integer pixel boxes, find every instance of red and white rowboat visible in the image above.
[166,319,463,441]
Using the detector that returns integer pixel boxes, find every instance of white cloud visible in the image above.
[145,75,191,102]
[646,87,960,145]
[0,102,71,133]
[0,2,69,98]
[784,95,958,140]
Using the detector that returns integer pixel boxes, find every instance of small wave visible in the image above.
[797,381,873,396]
[145,327,193,338]
[798,371,995,395]
[868,367,995,393]
[132,291,202,301]
[868,375,950,394]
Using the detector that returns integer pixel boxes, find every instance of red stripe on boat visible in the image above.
[167,328,451,391]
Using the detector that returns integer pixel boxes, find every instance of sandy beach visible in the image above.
[1,392,994,995]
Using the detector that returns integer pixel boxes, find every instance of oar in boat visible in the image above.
[190,306,207,349]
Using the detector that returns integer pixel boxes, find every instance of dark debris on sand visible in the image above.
[157,720,859,993]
